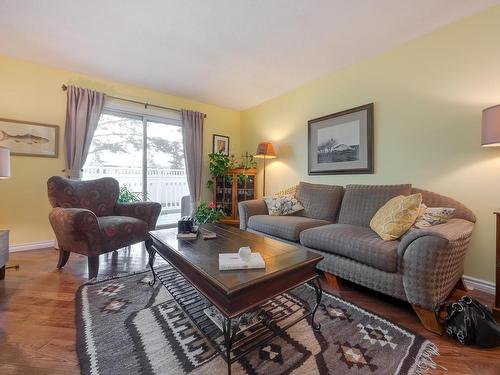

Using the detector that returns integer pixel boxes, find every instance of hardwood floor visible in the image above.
[1,245,499,374]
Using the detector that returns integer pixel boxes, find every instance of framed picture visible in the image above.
[213,134,230,155]
[308,103,373,175]
[0,118,59,158]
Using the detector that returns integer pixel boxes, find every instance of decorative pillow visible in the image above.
[264,194,304,216]
[370,193,422,241]
[414,204,456,228]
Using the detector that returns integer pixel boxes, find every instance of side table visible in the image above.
[493,212,500,321]
[0,230,9,280]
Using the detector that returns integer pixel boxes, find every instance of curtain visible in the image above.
[181,110,204,208]
[64,86,106,179]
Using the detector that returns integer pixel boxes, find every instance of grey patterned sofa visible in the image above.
[238,182,476,334]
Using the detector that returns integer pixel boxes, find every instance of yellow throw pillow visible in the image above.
[370,193,422,241]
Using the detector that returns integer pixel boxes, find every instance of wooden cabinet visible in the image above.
[213,168,257,225]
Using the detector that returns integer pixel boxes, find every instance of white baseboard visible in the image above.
[463,275,496,295]
[10,240,56,252]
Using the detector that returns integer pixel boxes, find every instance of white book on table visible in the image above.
[218,252,265,271]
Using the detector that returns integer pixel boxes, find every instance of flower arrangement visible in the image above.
[193,202,224,224]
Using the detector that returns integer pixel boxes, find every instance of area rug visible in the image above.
[76,268,440,375]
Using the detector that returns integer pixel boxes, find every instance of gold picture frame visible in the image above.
[0,118,59,158]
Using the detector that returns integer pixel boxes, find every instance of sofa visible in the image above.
[238,182,475,334]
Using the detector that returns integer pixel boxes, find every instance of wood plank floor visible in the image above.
[1,245,499,374]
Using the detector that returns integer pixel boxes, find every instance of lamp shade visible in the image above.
[254,142,277,158]
[482,104,500,147]
[0,147,10,179]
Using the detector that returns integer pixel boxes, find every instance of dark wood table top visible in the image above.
[149,224,323,317]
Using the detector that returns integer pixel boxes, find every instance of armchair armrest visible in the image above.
[114,201,162,230]
[48,207,101,256]
[398,219,474,309]
[238,199,268,230]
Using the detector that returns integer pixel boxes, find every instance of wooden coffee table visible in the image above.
[147,223,324,375]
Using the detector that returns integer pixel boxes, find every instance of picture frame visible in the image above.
[308,103,373,175]
[213,134,230,155]
[0,118,59,158]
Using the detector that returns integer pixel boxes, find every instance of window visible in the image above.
[83,104,188,227]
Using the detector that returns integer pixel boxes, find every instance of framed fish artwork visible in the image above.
[0,118,59,158]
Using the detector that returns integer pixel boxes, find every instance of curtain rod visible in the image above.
[61,85,206,118]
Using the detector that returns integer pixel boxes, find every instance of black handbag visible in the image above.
[441,296,500,348]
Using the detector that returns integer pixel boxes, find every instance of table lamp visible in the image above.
[481,103,500,321]
[0,146,10,178]
[482,104,500,147]
[254,142,276,196]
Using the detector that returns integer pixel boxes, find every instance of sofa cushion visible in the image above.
[300,224,399,272]
[297,182,344,221]
[338,184,412,227]
[98,216,148,251]
[247,215,331,242]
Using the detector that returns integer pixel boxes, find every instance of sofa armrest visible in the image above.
[48,207,101,256]
[114,202,162,230]
[398,219,474,309]
[238,199,268,230]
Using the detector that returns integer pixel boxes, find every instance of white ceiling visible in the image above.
[0,1,498,110]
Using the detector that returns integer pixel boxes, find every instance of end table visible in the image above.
[0,230,9,280]
[493,212,500,321]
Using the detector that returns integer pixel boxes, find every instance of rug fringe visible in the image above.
[411,342,446,375]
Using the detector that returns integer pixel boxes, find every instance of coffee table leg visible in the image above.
[223,317,238,375]
[146,239,156,287]
[311,278,323,330]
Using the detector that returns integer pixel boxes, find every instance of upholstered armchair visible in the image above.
[47,176,161,279]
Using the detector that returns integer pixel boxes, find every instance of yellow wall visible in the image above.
[241,6,500,283]
[0,55,240,246]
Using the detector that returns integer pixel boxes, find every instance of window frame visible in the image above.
[88,102,185,228]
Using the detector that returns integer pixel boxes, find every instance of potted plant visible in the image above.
[193,202,224,224]
[118,185,143,203]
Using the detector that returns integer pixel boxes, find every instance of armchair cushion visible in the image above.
[114,201,162,230]
[98,216,148,252]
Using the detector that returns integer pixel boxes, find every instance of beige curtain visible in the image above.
[181,110,204,208]
[64,86,106,179]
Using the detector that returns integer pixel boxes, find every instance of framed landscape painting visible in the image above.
[308,103,373,175]
[213,134,230,155]
[0,118,59,158]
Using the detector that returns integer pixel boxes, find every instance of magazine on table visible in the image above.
[218,252,265,270]
[203,306,265,334]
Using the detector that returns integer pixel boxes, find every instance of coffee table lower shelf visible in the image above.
[149,265,323,375]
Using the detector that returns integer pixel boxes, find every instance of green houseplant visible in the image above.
[118,185,143,203]
[193,202,224,224]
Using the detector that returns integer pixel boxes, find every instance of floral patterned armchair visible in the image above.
[47,176,161,279]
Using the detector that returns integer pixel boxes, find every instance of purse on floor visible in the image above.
[441,296,500,348]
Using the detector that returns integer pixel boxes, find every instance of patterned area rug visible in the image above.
[76,269,439,374]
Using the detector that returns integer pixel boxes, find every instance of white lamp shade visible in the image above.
[482,104,500,147]
[0,147,11,178]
